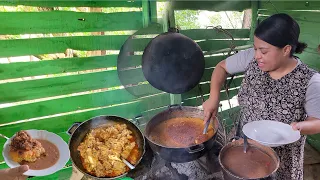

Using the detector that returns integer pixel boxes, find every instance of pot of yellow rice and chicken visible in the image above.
[67,115,145,179]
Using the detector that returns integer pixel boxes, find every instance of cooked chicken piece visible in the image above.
[9,131,46,163]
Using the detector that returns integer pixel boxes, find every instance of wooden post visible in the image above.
[249,0,259,41]
[142,1,150,27]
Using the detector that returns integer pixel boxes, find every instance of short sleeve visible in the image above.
[225,48,255,74]
[305,73,320,119]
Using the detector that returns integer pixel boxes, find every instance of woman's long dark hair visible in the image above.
[254,13,307,56]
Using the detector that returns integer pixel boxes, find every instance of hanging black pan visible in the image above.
[142,28,205,94]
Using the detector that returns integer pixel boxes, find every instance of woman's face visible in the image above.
[253,36,286,72]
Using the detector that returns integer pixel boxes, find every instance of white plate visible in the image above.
[2,130,70,176]
[242,120,301,147]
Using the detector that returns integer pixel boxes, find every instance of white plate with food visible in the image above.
[242,120,301,147]
[2,130,70,176]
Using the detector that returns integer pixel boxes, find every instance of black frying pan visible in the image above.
[142,28,205,94]
[67,115,145,180]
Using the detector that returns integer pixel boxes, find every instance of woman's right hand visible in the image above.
[202,97,219,124]
[0,165,29,180]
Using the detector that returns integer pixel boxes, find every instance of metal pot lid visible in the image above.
[142,29,205,94]
[117,23,164,98]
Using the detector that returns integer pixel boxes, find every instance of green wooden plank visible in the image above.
[182,88,239,106]
[205,55,227,68]
[133,22,164,35]
[250,1,258,40]
[0,85,162,124]
[180,29,250,40]
[0,36,152,58]
[182,77,243,100]
[297,52,320,71]
[197,40,248,51]
[172,0,251,11]
[0,94,171,151]
[0,70,119,103]
[259,1,320,10]
[0,55,120,80]
[0,11,143,35]
[307,134,320,152]
[0,163,9,169]
[0,1,142,7]
[142,0,150,27]
[149,0,157,23]
[30,166,72,180]
[204,44,253,56]
[258,10,320,24]
[0,53,227,82]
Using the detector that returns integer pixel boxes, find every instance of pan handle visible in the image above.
[66,122,82,136]
[187,144,205,154]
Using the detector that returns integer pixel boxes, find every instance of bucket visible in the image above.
[218,139,279,180]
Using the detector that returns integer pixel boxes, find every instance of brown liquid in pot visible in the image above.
[20,139,59,170]
[221,146,276,179]
[149,117,214,148]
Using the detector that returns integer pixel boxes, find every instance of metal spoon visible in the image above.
[243,135,248,153]
[109,155,135,170]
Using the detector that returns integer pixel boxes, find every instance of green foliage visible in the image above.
[175,10,200,29]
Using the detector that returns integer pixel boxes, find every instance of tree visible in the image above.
[174,10,200,29]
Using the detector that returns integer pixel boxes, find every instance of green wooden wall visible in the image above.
[0,1,165,179]
[0,0,319,179]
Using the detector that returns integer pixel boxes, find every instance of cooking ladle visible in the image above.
[203,114,215,134]
[244,135,248,153]
[108,155,135,170]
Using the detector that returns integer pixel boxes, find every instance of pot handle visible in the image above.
[132,115,142,126]
[168,27,179,33]
[187,144,205,154]
[168,104,182,109]
[66,122,81,136]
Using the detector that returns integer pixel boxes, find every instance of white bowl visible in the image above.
[2,130,70,176]
[242,120,301,147]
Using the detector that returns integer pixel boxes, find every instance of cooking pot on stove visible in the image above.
[219,139,279,180]
[140,25,217,162]
[145,105,219,163]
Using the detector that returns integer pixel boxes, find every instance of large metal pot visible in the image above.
[219,139,279,180]
[67,115,145,179]
[145,105,219,163]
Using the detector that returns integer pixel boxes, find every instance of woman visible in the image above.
[203,13,320,180]
[0,165,29,180]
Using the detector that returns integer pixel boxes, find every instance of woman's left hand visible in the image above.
[291,122,302,131]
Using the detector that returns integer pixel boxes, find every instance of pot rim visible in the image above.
[144,105,219,149]
[68,115,145,180]
[218,139,280,180]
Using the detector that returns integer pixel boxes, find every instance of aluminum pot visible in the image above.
[145,105,219,163]
[219,139,280,180]
[67,115,145,180]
